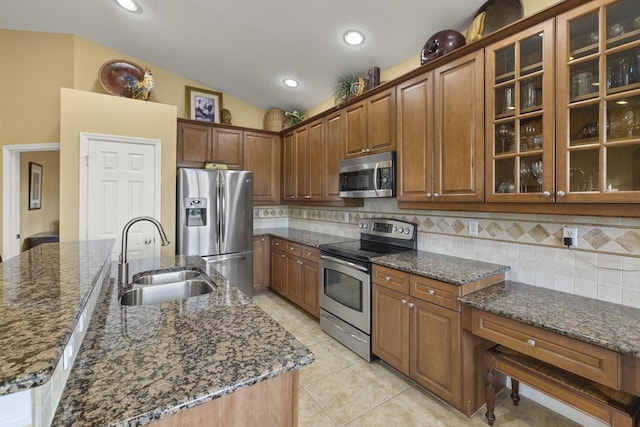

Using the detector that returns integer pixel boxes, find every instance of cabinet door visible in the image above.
[282,132,296,201]
[212,128,243,169]
[177,121,211,168]
[368,88,397,154]
[372,284,410,375]
[324,112,344,200]
[308,120,324,200]
[270,249,286,296]
[285,255,302,305]
[253,236,270,293]
[294,127,309,200]
[244,132,281,204]
[486,20,555,202]
[397,72,435,202]
[301,260,319,318]
[556,0,640,203]
[410,297,460,407]
[434,50,485,202]
[343,101,367,159]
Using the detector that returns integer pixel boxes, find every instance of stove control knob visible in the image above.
[359,223,364,228]
[404,228,410,234]
[397,226,404,233]
[393,226,397,231]
[363,223,368,229]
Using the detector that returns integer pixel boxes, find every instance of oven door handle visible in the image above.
[320,255,369,273]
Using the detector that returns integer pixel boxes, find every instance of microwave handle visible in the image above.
[373,162,380,196]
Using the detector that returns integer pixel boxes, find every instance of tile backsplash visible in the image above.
[254,199,640,309]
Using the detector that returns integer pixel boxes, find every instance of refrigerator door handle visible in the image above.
[220,173,226,247]
[215,173,221,248]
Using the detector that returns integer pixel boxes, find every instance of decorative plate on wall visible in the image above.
[99,60,145,98]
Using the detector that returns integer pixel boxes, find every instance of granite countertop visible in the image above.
[459,281,640,359]
[372,250,510,285]
[255,227,354,248]
[53,255,314,426]
[0,240,115,395]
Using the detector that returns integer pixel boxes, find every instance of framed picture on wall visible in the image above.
[186,86,223,123]
[29,162,42,210]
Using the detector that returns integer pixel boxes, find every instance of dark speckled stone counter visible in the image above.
[255,227,354,248]
[459,281,640,358]
[0,240,114,395]
[372,250,510,285]
[52,256,313,426]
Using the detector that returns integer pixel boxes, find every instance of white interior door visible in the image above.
[80,133,160,259]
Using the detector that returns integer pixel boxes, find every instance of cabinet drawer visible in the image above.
[410,276,459,311]
[271,238,286,251]
[372,265,409,294]
[301,246,319,262]
[284,242,301,257]
[472,310,619,389]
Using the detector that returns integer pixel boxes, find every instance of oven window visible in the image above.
[324,268,363,312]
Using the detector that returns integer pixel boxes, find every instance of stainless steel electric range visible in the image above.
[318,218,417,361]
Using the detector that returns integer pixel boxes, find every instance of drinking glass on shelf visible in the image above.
[531,160,543,191]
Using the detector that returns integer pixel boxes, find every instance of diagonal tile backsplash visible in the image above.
[254,200,640,309]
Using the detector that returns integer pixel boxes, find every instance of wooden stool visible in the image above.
[484,345,640,427]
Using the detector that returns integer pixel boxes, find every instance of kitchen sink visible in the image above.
[132,269,202,285]
[119,279,216,306]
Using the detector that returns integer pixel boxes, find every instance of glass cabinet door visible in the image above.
[486,20,555,202]
[556,0,640,202]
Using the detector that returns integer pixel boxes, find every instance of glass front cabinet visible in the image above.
[485,20,555,202]
[556,0,640,202]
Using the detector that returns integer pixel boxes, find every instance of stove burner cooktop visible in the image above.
[320,240,411,262]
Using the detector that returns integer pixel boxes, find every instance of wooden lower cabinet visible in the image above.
[253,236,270,293]
[150,370,299,427]
[372,265,501,417]
[269,238,319,318]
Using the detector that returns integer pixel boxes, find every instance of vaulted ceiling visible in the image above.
[1,0,485,111]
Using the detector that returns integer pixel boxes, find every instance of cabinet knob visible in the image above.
[542,191,551,197]
[306,252,312,256]
[281,254,285,258]
[433,193,439,199]
[361,149,366,153]
[408,303,415,309]
[556,190,566,198]
[401,299,408,305]
[385,276,391,281]
[275,242,279,246]
[428,289,435,295]
[527,339,536,347]
[290,195,295,199]
[366,149,371,153]
[305,195,311,199]
[426,193,432,198]
[261,238,265,241]
[298,260,303,265]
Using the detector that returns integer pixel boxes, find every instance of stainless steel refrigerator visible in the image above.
[176,168,254,296]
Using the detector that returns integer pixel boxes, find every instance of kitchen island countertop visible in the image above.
[52,255,313,426]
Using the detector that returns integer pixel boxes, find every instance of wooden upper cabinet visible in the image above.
[324,112,344,201]
[433,49,485,203]
[294,126,309,200]
[177,120,212,168]
[485,20,555,203]
[177,119,242,169]
[344,87,397,159]
[282,132,296,200]
[307,120,324,200]
[556,0,640,203]
[397,71,435,202]
[212,127,243,169]
[244,131,281,204]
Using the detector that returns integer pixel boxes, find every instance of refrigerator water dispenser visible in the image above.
[185,198,207,226]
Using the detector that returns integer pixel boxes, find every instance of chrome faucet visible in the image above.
[117,216,170,285]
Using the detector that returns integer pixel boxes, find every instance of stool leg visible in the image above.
[511,378,521,406]
[486,368,496,426]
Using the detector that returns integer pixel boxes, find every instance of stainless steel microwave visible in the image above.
[339,152,395,198]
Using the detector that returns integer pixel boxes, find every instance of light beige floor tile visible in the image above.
[305,366,389,425]
[299,340,350,386]
[351,359,413,398]
[298,388,337,427]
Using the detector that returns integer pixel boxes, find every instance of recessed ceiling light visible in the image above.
[116,0,139,12]
[343,30,365,46]
[283,78,299,88]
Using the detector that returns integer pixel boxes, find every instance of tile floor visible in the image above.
[254,291,583,427]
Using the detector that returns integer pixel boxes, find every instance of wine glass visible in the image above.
[520,160,531,192]
[531,160,543,191]
[497,124,509,153]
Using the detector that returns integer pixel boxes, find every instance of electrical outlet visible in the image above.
[562,226,578,247]
[469,220,479,236]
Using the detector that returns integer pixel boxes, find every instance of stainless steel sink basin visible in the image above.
[132,269,202,285]
[119,279,216,306]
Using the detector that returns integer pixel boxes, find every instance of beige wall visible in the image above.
[19,151,60,250]
[60,88,177,256]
